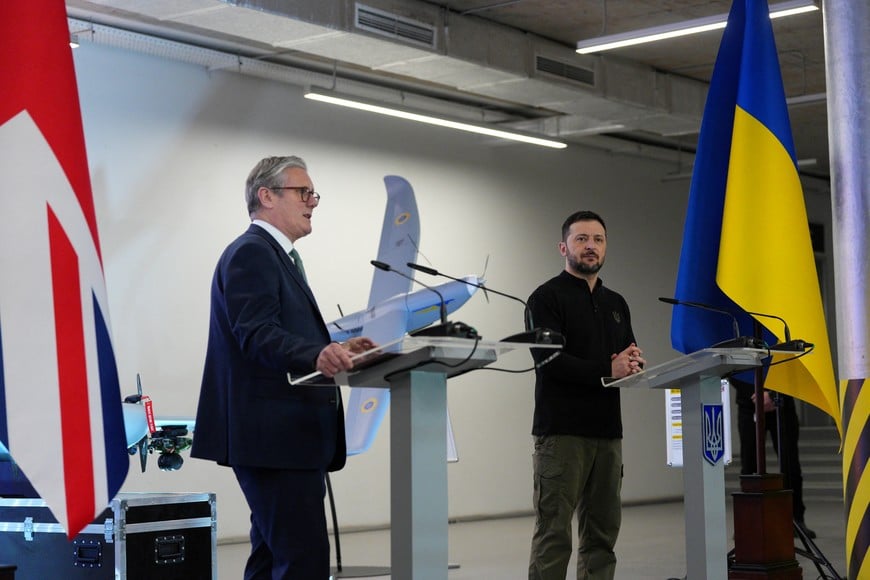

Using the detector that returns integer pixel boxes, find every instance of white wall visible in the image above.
[70,41,824,541]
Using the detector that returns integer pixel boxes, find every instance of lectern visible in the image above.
[607,347,772,580]
[330,335,560,580]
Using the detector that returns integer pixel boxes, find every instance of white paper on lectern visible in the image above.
[665,379,732,467]
[287,335,408,386]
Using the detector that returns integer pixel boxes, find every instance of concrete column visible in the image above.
[822,1,870,579]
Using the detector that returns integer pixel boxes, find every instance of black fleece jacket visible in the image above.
[527,270,637,439]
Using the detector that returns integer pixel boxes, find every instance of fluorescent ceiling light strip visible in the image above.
[304,90,567,149]
[576,0,818,54]
[578,20,727,53]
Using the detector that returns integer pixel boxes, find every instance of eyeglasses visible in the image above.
[270,186,321,203]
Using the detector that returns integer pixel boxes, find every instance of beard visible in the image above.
[568,254,604,275]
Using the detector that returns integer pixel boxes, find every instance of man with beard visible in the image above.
[526,210,645,580]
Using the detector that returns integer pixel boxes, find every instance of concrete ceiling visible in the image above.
[65,0,830,182]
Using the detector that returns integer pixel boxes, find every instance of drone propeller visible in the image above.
[479,255,491,303]
[123,373,152,471]
[123,374,144,404]
[137,436,148,472]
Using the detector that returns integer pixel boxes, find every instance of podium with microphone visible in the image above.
[609,298,814,580]
[322,335,561,580]
[607,346,770,580]
[296,260,562,579]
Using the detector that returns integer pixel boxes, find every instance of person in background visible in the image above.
[191,155,374,579]
[526,210,645,580]
[732,377,815,539]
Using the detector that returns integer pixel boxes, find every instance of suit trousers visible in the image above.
[233,465,330,579]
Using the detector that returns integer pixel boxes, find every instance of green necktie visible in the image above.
[289,248,307,282]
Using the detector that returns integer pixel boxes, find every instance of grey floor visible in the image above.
[217,497,847,579]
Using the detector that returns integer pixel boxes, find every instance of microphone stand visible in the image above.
[326,475,391,578]
[729,320,802,577]
[753,320,767,476]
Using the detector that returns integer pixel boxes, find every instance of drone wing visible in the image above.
[344,176,418,455]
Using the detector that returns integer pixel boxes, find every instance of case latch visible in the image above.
[103,517,114,542]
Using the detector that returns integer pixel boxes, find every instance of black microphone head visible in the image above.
[371,260,391,271]
[407,262,439,276]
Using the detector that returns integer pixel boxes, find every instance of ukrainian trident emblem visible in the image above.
[702,404,725,465]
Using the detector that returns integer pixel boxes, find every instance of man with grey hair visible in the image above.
[192,156,374,579]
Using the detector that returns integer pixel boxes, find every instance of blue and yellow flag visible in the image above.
[671,0,839,432]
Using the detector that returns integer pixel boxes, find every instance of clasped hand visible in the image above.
[610,343,646,379]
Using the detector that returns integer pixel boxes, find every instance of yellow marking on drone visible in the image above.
[360,398,379,413]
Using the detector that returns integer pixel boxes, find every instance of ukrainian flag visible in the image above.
[670,0,839,431]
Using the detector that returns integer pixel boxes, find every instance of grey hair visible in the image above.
[245,156,308,216]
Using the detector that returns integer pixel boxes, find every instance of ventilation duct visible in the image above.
[354,3,436,48]
[68,0,710,141]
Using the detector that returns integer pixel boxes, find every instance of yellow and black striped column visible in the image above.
[842,379,870,579]
[823,1,870,578]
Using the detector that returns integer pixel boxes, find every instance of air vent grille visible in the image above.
[355,4,436,48]
[535,56,595,87]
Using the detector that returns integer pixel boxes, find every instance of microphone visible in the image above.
[408,262,562,345]
[372,260,447,325]
[407,262,534,329]
[660,297,811,352]
[737,310,801,351]
[658,297,761,349]
[370,260,476,338]
[741,312,812,352]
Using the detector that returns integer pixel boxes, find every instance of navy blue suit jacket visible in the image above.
[191,224,346,472]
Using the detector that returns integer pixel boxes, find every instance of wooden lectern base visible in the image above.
[729,474,802,579]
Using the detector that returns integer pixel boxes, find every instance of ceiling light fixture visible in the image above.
[303,88,568,150]
[576,0,818,54]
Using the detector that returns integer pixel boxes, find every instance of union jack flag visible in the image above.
[0,1,128,538]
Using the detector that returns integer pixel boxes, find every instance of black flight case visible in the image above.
[0,492,216,580]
